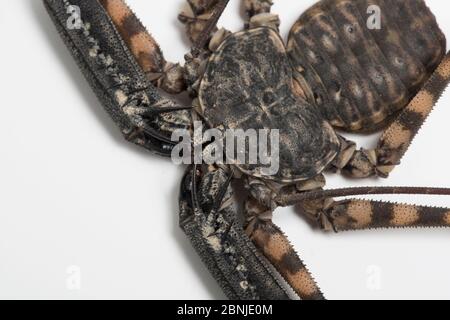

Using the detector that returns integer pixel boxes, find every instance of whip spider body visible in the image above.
[44,0,450,299]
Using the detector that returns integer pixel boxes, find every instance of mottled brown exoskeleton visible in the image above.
[44,0,450,299]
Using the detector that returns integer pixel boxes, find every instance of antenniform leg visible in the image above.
[331,52,450,178]
[245,197,325,300]
[297,198,450,232]
[179,0,230,49]
[44,0,191,156]
[250,175,450,232]
[179,165,290,300]
[243,0,279,31]
[179,0,231,96]
[179,0,219,44]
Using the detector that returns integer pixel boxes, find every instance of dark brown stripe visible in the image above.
[417,206,448,227]
[395,0,443,71]
[326,1,386,123]
[279,250,305,275]
[288,28,346,127]
[303,14,363,128]
[357,0,427,95]
[330,1,403,116]
[371,201,394,228]
[120,12,145,38]
[396,109,427,134]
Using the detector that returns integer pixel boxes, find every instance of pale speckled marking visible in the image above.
[202,225,222,252]
[240,281,249,290]
[391,204,420,227]
[321,34,337,53]
[115,90,128,106]
[347,200,373,229]
[292,79,307,100]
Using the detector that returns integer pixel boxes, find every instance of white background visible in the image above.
[1,0,450,300]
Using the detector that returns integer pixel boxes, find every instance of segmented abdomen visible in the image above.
[287,0,446,132]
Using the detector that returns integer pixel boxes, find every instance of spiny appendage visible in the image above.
[179,166,290,300]
[44,0,190,155]
[376,52,450,169]
[323,199,450,232]
[243,0,279,30]
[99,0,185,93]
[245,198,325,300]
[338,52,450,179]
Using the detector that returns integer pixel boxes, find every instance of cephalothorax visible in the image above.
[44,0,450,299]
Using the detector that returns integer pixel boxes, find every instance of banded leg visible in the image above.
[44,0,191,156]
[243,0,279,31]
[99,0,186,94]
[331,52,450,178]
[245,197,325,300]
[179,165,290,300]
[304,199,450,232]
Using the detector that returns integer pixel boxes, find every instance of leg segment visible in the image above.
[179,0,231,96]
[179,0,230,48]
[244,0,272,17]
[246,175,327,210]
[100,0,186,94]
[331,52,450,178]
[245,198,325,300]
[179,165,290,300]
[44,0,191,156]
[243,0,279,31]
[297,198,450,232]
[179,0,219,44]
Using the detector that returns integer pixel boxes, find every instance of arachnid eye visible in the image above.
[345,24,355,34]
[394,57,405,66]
